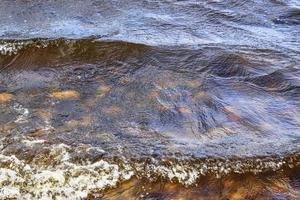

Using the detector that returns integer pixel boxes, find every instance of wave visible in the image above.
[0,38,150,70]
[245,70,300,92]
[0,38,299,199]
[0,0,300,199]
[1,0,299,50]
[1,38,298,74]
[1,138,300,199]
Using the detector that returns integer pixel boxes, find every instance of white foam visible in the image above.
[0,186,20,199]
[145,162,200,186]
[41,118,54,132]
[0,143,134,200]
[22,139,45,146]
[13,103,30,123]
[0,138,295,199]
[0,41,33,56]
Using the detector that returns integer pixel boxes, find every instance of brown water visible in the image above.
[0,1,300,199]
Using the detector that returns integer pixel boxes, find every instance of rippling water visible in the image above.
[0,0,300,199]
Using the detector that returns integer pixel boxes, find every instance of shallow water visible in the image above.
[0,0,300,199]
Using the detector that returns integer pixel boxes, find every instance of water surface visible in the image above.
[0,0,300,199]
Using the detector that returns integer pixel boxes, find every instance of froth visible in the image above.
[0,41,32,56]
[0,143,134,199]
[0,139,299,199]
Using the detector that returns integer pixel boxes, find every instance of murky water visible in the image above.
[0,0,300,199]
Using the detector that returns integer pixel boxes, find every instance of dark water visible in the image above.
[0,0,300,199]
